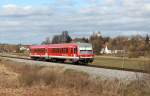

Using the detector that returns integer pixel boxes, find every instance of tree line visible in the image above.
[41,31,72,44]
[41,31,150,58]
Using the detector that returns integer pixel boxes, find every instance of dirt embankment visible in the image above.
[0,58,149,96]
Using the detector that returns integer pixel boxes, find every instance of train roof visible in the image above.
[77,43,92,47]
[29,45,48,49]
[30,43,92,49]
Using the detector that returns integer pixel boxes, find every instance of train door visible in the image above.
[70,48,74,57]
[74,47,77,57]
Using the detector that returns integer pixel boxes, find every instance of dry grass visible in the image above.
[144,60,150,73]
[93,56,150,71]
[0,58,150,96]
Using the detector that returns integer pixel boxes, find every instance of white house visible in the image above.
[100,45,112,54]
[19,46,30,51]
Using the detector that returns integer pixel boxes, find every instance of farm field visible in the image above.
[1,53,150,71]
[0,57,149,96]
[92,56,150,71]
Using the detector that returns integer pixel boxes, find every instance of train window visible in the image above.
[57,48,58,53]
[54,48,60,53]
[45,49,47,53]
[71,48,73,54]
[55,48,57,53]
[42,48,45,53]
[58,48,59,53]
[54,48,56,53]
[36,49,38,52]
[59,48,61,53]
[54,48,57,53]
[61,48,62,53]
[63,48,65,53]
[66,48,68,53]
[33,48,45,53]
[61,48,63,53]
[34,49,36,52]
[57,48,59,53]
[52,49,54,53]
[37,49,39,52]
[41,49,44,52]
[37,48,45,53]
[53,48,57,53]
[35,49,37,52]
[56,48,58,53]
[74,47,77,54]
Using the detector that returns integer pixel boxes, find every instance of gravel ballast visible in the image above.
[2,57,148,82]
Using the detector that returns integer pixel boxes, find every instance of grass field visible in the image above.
[2,53,150,71]
[92,56,150,71]
[0,58,149,96]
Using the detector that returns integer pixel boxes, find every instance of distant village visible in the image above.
[0,31,150,58]
[92,32,126,55]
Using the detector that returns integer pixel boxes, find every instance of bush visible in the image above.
[19,65,42,86]
[144,60,150,73]
[38,67,60,85]
[128,51,140,58]
[125,79,150,96]
[61,69,90,89]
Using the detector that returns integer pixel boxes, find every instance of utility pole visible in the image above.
[122,47,125,69]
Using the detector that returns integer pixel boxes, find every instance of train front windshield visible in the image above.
[78,43,93,54]
[80,50,93,54]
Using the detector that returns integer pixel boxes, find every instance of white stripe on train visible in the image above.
[30,55,93,59]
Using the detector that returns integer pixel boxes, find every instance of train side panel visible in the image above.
[30,43,94,64]
[47,44,79,59]
[30,45,48,59]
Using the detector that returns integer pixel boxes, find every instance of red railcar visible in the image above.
[30,43,94,64]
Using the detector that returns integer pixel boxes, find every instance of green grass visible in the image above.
[92,56,150,71]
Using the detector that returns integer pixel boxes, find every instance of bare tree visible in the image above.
[52,31,72,44]
[41,37,51,45]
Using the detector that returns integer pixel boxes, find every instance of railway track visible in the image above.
[0,54,148,73]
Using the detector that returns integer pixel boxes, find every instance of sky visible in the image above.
[0,0,150,44]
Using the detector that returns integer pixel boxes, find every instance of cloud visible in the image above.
[0,0,150,44]
[1,4,55,17]
[2,4,33,16]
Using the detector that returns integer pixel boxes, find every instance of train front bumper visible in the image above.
[79,57,94,63]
